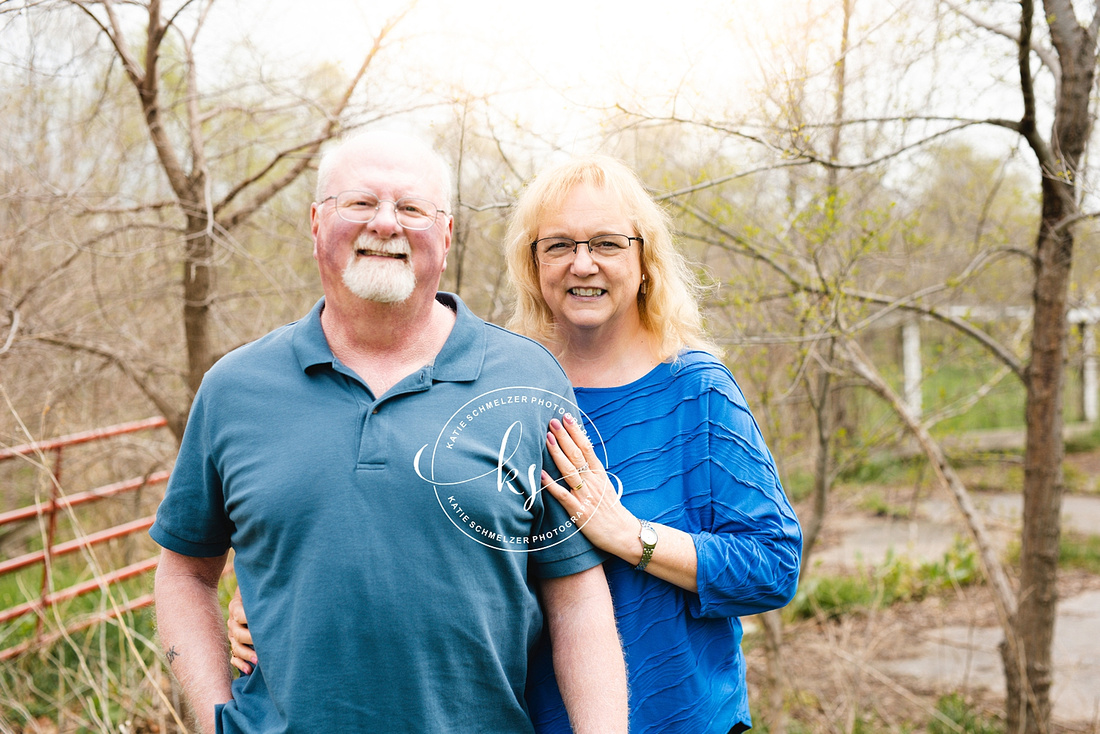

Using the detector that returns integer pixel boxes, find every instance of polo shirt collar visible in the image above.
[292,298,334,373]
[291,293,485,383]
[430,292,485,382]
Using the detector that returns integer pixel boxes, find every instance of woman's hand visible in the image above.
[543,413,700,591]
[228,586,257,675]
[541,413,642,565]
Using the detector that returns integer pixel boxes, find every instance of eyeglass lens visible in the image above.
[331,191,440,230]
[534,235,635,263]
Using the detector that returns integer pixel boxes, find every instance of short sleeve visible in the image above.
[149,387,234,558]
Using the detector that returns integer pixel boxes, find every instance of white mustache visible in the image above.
[353,234,411,258]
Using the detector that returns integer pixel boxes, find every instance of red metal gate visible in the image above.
[0,417,170,660]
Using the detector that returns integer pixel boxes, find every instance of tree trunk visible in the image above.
[1004,182,1074,734]
[760,609,787,734]
[183,218,215,401]
[1001,3,1097,730]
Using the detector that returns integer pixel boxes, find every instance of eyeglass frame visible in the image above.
[318,190,449,231]
[530,234,644,265]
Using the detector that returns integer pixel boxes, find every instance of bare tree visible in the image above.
[981,2,1100,730]
[654,2,1100,729]
[2,0,417,441]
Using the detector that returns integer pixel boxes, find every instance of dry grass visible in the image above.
[747,571,1100,733]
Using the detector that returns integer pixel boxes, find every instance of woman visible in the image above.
[229,155,801,733]
[507,155,801,734]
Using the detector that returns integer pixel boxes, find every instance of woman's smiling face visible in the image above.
[536,183,646,340]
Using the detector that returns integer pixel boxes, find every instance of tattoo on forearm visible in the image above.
[166,645,180,665]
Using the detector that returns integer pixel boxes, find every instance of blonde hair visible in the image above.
[504,154,717,360]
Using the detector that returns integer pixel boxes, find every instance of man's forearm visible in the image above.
[542,566,628,734]
[154,551,232,734]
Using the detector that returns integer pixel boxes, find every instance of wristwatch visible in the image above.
[635,520,658,571]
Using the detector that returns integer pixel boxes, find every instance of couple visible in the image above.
[152,130,802,734]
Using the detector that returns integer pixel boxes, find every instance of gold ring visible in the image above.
[572,481,585,491]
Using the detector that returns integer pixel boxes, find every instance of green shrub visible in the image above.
[1058,531,1100,573]
[857,491,913,519]
[930,693,1003,734]
[0,606,168,731]
[1065,423,1100,453]
[788,538,981,621]
[1005,531,1100,573]
[0,572,238,731]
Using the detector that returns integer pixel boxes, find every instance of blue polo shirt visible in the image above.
[151,293,603,733]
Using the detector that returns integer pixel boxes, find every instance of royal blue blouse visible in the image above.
[526,351,802,733]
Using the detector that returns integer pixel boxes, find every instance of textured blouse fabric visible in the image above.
[527,351,803,734]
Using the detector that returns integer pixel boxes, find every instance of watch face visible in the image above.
[640,525,658,547]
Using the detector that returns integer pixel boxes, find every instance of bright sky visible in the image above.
[3,0,1025,187]
[3,0,1030,163]
[203,0,1045,200]
[215,0,790,142]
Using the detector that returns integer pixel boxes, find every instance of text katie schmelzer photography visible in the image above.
[413,387,621,552]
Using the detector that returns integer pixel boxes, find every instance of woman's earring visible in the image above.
[640,274,649,295]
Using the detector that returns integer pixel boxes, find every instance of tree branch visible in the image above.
[107,0,193,202]
[1019,0,1039,139]
[836,337,1018,623]
[70,0,142,89]
[179,3,211,227]
[941,0,1061,92]
[639,112,1022,174]
[30,334,184,439]
[681,203,1027,379]
[0,309,20,356]
[215,3,417,231]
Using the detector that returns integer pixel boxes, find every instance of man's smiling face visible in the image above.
[310,133,452,309]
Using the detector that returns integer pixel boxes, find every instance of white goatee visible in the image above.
[341,234,416,303]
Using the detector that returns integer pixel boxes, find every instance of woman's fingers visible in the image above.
[541,469,598,522]
[541,470,589,526]
[546,425,584,488]
[229,625,256,673]
[230,654,253,676]
[227,592,253,646]
[561,412,592,449]
[559,414,606,473]
[228,616,257,666]
[228,587,246,622]
[541,469,574,503]
[228,613,253,648]
[545,414,620,548]
[547,414,606,486]
[227,586,257,671]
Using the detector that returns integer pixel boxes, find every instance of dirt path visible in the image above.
[750,572,1100,732]
[759,450,1100,731]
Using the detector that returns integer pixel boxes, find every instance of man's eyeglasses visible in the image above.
[320,190,447,231]
[531,234,642,265]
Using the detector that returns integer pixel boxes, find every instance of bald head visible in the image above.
[315,130,453,212]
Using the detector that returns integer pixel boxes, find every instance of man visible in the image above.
[151,130,628,733]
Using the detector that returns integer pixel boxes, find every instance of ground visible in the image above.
[746,445,1100,733]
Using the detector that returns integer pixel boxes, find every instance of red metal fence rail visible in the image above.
[0,417,169,660]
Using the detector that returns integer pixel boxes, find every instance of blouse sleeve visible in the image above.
[687,368,802,619]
